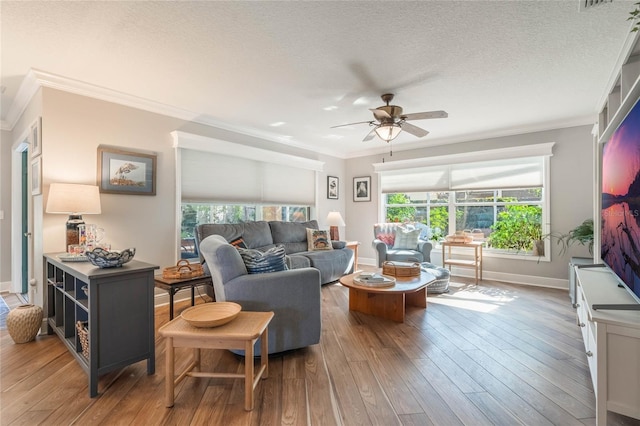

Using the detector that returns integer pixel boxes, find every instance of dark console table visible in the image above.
[44,253,158,397]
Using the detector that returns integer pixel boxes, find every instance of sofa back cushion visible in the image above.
[196,221,274,250]
[269,220,319,254]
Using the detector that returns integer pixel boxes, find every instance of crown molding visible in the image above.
[2,69,346,158]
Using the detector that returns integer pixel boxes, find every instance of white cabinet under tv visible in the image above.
[575,267,640,425]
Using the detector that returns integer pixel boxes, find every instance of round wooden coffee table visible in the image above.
[339,270,435,322]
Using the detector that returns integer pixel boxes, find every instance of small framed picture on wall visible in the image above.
[327,176,338,199]
[30,117,42,158]
[353,176,371,202]
[31,156,42,195]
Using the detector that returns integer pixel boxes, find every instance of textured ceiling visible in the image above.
[1,1,635,158]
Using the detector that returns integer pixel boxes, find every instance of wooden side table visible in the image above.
[346,241,360,271]
[441,240,483,284]
[154,274,213,319]
[159,311,274,411]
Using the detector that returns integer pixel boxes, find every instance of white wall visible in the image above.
[0,129,12,287]
[345,125,595,287]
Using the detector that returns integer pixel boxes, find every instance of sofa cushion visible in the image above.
[269,220,318,244]
[238,245,287,274]
[241,221,274,248]
[393,227,421,249]
[307,229,333,251]
[301,249,353,283]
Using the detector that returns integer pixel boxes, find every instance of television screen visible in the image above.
[601,97,640,301]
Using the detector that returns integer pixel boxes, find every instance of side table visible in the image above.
[441,240,483,284]
[346,241,360,271]
[158,311,274,411]
[154,274,214,319]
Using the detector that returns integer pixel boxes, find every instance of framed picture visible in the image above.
[327,176,339,199]
[97,146,157,195]
[31,156,42,195]
[353,176,371,202]
[30,117,42,158]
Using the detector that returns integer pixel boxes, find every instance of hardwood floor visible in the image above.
[2,275,640,425]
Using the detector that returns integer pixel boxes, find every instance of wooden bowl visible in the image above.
[180,302,241,328]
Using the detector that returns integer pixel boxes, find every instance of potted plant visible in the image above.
[555,218,594,256]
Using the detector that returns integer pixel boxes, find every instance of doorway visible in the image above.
[11,135,30,301]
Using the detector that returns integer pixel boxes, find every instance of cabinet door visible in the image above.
[95,271,153,370]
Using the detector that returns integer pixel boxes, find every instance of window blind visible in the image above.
[180,149,316,204]
[380,156,546,193]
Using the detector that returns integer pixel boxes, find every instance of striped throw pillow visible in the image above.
[237,245,287,274]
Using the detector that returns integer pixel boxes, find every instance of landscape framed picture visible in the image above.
[353,176,371,202]
[327,176,339,199]
[97,146,156,195]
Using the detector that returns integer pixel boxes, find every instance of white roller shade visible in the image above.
[450,157,544,190]
[380,155,547,193]
[380,166,450,193]
[181,149,315,204]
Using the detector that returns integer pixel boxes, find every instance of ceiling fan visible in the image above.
[331,93,448,143]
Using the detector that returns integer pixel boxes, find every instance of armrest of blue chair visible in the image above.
[417,240,433,263]
[373,238,389,267]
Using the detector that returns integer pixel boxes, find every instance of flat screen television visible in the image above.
[601,96,640,303]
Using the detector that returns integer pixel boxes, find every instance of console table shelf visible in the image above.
[575,267,640,424]
[45,253,159,397]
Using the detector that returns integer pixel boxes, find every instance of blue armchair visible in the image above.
[372,223,433,267]
[198,235,321,355]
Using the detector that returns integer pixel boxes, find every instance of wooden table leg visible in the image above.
[244,339,255,411]
[405,288,427,308]
[165,337,174,407]
[261,328,269,379]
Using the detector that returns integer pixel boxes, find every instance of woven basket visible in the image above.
[76,321,89,358]
[382,261,421,277]
[162,260,204,279]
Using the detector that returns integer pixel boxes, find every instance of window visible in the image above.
[376,144,553,257]
[180,203,310,259]
[384,188,543,253]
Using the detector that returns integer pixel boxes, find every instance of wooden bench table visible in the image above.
[158,311,274,411]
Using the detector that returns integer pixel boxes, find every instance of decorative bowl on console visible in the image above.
[85,247,136,268]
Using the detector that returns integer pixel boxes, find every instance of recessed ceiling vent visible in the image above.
[579,0,613,11]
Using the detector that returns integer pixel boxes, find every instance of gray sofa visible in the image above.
[198,234,321,355]
[195,220,354,285]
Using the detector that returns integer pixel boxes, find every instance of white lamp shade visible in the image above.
[46,183,102,214]
[326,211,345,227]
[374,123,402,142]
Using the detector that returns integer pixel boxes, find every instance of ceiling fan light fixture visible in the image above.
[374,123,402,142]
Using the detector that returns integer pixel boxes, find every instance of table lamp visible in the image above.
[326,211,345,241]
[46,183,101,249]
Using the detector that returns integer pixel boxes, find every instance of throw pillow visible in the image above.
[392,227,421,250]
[376,232,395,247]
[237,245,287,274]
[228,236,248,249]
[306,228,333,251]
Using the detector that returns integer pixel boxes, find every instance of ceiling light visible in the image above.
[270,121,286,127]
[374,123,402,142]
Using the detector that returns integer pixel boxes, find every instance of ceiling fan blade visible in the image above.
[401,122,429,138]
[402,110,448,121]
[362,128,377,142]
[370,108,391,121]
[330,120,373,128]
